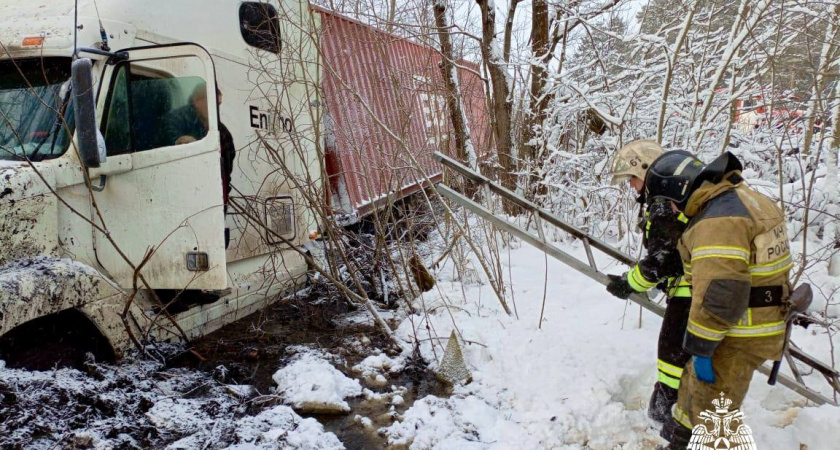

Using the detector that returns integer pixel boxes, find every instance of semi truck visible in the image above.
[0,0,489,367]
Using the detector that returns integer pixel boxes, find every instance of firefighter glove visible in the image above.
[693,356,716,384]
[606,274,634,300]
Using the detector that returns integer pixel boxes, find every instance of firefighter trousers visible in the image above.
[648,296,691,424]
[660,339,765,447]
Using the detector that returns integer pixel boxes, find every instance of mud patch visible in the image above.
[0,344,342,450]
[0,346,227,449]
[0,257,114,336]
[0,192,58,268]
[175,295,449,449]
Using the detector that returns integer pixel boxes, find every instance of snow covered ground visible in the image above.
[0,351,345,449]
[2,231,838,449]
[381,239,840,450]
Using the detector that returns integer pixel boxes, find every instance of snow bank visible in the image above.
[225,405,343,450]
[384,395,544,449]
[165,404,345,450]
[793,405,840,449]
[273,351,362,413]
[385,238,840,449]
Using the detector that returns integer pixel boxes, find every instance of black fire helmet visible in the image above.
[643,150,706,211]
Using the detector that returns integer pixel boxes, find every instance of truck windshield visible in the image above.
[0,57,74,162]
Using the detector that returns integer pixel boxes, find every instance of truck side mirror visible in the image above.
[71,58,105,168]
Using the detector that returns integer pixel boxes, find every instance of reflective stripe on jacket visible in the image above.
[678,173,790,360]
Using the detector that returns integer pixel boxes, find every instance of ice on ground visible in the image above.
[273,351,362,414]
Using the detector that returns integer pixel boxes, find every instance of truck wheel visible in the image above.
[0,309,115,370]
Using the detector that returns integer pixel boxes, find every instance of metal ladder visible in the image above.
[434,151,839,407]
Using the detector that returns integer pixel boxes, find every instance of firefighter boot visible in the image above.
[648,382,679,424]
[660,415,691,450]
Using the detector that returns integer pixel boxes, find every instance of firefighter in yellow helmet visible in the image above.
[607,140,692,423]
[644,151,792,450]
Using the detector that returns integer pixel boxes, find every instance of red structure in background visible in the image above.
[722,89,808,134]
[313,6,491,219]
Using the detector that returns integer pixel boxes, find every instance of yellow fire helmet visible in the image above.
[609,140,664,185]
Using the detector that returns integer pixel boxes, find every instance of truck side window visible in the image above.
[138,76,207,150]
[101,61,208,154]
[102,66,131,156]
[240,2,281,53]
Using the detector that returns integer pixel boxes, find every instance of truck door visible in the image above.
[93,44,227,290]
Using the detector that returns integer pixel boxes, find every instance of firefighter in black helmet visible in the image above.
[645,151,792,450]
[606,142,691,424]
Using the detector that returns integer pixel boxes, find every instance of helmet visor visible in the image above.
[611,154,633,174]
[644,173,691,204]
[610,153,638,185]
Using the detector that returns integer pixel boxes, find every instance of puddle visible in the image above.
[313,366,449,449]
[175,297,449,449]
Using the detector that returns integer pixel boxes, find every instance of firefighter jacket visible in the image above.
[678,172,792,361]
[625,199,689,298]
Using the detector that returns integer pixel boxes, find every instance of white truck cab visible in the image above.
[0,0,321,365]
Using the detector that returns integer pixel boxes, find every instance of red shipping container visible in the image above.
[314,7,491,221]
